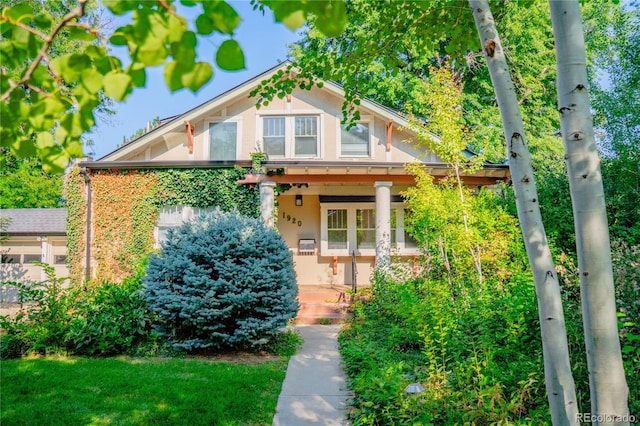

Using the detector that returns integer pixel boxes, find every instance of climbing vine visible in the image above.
[64,167,87,283]
[65,166,259,283]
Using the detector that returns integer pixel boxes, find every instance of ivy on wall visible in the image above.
[65,166,260,284]
[64,167,87,283]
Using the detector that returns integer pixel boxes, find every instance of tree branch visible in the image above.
[0,0,88,103]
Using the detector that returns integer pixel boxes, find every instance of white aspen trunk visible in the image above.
[469,1,579,424]
[549,2,630,424]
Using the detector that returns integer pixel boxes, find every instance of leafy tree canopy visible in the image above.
[0,0,347,173]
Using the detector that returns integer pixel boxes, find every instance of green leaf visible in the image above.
[128,66,146,88]
[216,39,245,71]
[201,1,241,35]
[195,14,216,35]
[171,31,197,65]
[279,10,306,31]
[103,72,132,101]
[36,132,55,149]
[136,36,167,66]
[182,62,213,92]
[103,0,137,16]
[110,29,130,46]
[63,139,84,158]
[81,69,103,94]
[312,1,347,37]
[67,25,97,42]
[3,3,33,22]
[164,61,183,92]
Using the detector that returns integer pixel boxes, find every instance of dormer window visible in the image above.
[340,120,371,157]
[209,120,239,161]
[262,115,320,158]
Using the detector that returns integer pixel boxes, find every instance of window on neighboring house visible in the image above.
[54,255,67,265]
[263,115,320,158]
[23,254,41,264]
[340,122,370,157]
[321,203,418,256]
[209,121,237,161]
[1,254,20,264]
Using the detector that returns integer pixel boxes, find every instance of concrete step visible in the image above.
[295,286,353,324]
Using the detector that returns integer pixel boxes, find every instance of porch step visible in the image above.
[295,286,352,325]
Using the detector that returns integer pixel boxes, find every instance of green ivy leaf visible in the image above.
[103,72,132,101]
[216,39,245,71]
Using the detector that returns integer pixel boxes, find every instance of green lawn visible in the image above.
[1,356,288,425]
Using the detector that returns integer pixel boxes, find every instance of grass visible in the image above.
[1,356,289,425]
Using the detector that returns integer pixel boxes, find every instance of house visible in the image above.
[0,208,68,303]
[70,62,509,287]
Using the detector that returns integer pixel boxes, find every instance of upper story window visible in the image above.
[263,115,320,158]
[209,121,239,161]
[340,122,371,157]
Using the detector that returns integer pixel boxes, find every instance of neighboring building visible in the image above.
[0,208,68,303]
[73,62,509,287]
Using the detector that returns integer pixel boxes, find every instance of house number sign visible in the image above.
[282,212,302,227]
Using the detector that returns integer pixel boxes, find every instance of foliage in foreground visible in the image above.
[1,356,288,425]
[0,265,156,359]
[144,208,299,351]
[339,244,640,425]
[341,272,547,425]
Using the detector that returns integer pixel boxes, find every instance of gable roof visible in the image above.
[97,61,422,162]
[0,209,67,236]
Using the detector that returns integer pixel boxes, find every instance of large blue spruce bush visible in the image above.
[143,209,298,350]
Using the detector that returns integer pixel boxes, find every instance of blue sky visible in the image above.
[89,2,302,159]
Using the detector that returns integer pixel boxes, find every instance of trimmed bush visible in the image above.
[144,208,298,350]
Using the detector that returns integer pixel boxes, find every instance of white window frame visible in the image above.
[154,205,216,248]
[258,113,323,159]
[204,117,242,161]
[320,202,420,256]
[337,115,374,158]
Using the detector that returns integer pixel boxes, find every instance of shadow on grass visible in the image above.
[1,356,288,426]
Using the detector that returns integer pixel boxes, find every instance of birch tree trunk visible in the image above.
[549,2,630,424]
[469,1,578,424]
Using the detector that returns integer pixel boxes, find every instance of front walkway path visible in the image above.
[272,325,352,426]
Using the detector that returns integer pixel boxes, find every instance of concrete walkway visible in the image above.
[272,325,352,426]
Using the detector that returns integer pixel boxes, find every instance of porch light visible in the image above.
[404,383,425,394]
[295,194,303,207]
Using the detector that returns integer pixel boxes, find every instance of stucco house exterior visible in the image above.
[0,208,68,303]
[71,62,509,288]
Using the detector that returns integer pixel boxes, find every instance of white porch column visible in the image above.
[39,236,50,281]
[375,181,393,268]
[260,181,276,228]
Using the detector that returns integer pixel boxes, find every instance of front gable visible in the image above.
[97,62,436,167]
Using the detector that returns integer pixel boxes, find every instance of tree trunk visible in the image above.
[469,1,579,424]
[549,2,630,424]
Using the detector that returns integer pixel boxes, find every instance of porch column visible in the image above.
[375,181,393,268]
[260,181,276,228]
[39,236,49,281]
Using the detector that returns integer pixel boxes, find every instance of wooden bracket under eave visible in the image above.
[185,120,195,154]
[332,256,338,275]
[386,121,393,152]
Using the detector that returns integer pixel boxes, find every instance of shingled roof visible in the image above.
[0,209,67,236]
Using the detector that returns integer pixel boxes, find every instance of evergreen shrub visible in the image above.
[144,209,298,351]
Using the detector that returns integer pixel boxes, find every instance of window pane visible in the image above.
[23,254,41,264]
[210,122,237,161]
[264,117,285,156]
[327,209,347,250]
[1,254,20,264]
[357,209,376,249]
[341,123,369,156]
[295,116,317,156]
[54,255,67,265]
